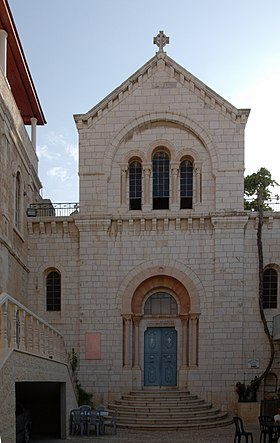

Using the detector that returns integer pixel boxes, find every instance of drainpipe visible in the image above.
[0,29,8,77]
[31,117,37,149]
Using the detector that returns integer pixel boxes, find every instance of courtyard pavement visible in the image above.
[31,422,260,442]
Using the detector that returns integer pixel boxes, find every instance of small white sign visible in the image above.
[247,359,260,368]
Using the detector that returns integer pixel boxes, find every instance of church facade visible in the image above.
[1,15,280,433]
[26,32,280,412]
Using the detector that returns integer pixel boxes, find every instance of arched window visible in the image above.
[46,270,61,311]
[15,171,21,229]
[129,160,142,210]
[152,151,169,210]
[144,292,178,315]
[180,159,193,209]
[263,268,277,309]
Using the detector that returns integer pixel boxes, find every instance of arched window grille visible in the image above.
[144,292,178,315]
[46,270,61,311]
[263,268,277,309]
[180,159,193,209]
[129,160,142,210]
[152,151,169,210]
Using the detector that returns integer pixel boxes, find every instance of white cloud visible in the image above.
[65,143,78,162]
[230,61,280,184]
[37,144,60,160]
[45,132,78,162]
[47,167,69,182]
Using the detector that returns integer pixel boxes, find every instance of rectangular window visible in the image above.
[153,151,169,210]
[263,268,277,309]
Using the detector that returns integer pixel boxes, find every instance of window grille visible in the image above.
[129,160,142,210]
[152,151,169,209]
[46,271,61,311]
[263,268,277,309]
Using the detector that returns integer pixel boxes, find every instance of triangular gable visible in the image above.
[74,52,250,128]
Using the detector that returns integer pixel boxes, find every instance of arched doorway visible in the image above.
[144,292,178,386]
[122,274,200,389]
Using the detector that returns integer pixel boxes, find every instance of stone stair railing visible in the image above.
[0,292,67,363]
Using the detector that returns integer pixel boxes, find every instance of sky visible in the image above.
[8,0,280,203]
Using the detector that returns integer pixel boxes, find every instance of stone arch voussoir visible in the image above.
[119,259,203,316]
[104,112,219,179]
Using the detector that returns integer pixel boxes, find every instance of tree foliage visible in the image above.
[245,168,278,389]
[244,167,279,211]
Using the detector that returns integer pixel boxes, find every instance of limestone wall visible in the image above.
[0,350,77,443]
[26,212,280,410]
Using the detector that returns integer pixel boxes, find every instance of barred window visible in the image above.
[15,171,21,229]
[129,160,142,210]
[263,268,277,309]
[46,270,61,311]
[144,292,178,315]
[180,159,193,209]
[152,151,169,210]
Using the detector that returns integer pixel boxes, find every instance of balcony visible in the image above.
[27,201,79,217]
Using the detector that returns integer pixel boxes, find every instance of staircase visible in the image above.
[109,390,232,430]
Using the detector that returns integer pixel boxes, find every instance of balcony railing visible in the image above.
[244,197,280,212]
[0,292,67,362]
[26,198,280,218]
[27,202,79,217]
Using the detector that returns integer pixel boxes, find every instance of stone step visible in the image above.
[108,407,222,418]
[111,399,205,408]
[116,418,233,431]
[109,389,231,430]
[119,397,199,403]
[116,412,228,423]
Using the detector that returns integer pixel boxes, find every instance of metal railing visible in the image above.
[26,198,280,218]
[27,202,79,217]
[244,197,280,212]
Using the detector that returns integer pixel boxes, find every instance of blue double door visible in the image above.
[144,327,177,387]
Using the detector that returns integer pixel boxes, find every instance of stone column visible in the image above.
[143,164,151,207]
[26,315,34,353]
[0,29,8,77]
[31,117,37,150]
[190,313,199,366]
[120,165,127,207]
[180,314,189,367]
[132,315,141,368]
[0,300,8,348]
[170,162,179,206]
[40,323,45,355]
[195,162,202,204]
[9,303,17,348]
[122,315,132,368]
[18,309,26,351]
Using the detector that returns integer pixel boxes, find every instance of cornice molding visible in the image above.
[74,53,250,129]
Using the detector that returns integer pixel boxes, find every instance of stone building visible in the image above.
[27,31,280,411]
[1,4,280,440]
[0,2,76,441]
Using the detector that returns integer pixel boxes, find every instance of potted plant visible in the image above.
[235,377,261,422]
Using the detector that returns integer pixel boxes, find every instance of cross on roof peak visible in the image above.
[153,30,169,53]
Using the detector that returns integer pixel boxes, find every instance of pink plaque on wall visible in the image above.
[85,332,101,360]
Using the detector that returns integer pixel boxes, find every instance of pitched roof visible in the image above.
[0,0,46,125]
[74,52,250,128]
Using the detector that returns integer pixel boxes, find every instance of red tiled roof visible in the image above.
[0,0,46,125]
